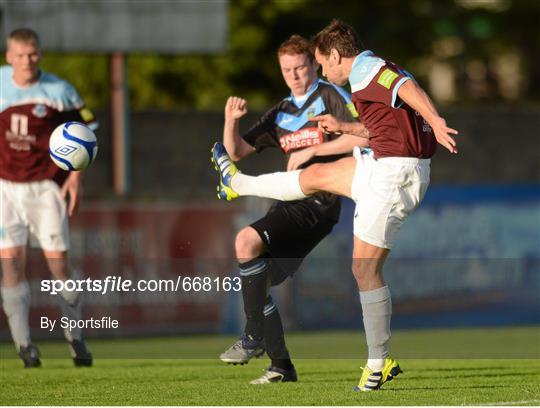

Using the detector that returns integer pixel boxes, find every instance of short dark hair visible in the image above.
[277,34,314,63]
[312,19,362,58]
[7,28,40,48]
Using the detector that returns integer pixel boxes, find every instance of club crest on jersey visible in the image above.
[32,104,47,118]
[280,127,322,153]
[305,98,324,119]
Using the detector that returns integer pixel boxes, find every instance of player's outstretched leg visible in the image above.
[211,142,240,201]
[354,357,402,391]
[210,142,307,202]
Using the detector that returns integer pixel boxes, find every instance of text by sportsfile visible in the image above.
[41,316,119,332]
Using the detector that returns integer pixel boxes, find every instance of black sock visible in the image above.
[263,296,293,370]
[239,257,269,343]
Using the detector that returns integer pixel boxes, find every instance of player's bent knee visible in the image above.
[44,251,71,280]
[235,228,264,262]
[43,250,68,260]
[0,247,27,285]
[302,163,330,190]
[302,159,354,197]
[351,261,367,287]
[351,258,384,290]
[0,246,26,259]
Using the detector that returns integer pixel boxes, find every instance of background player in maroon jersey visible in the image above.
[216,34,369,384]
[0,28,96,367]
[211,20,458,390]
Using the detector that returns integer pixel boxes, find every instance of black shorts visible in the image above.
[250,200,337,286]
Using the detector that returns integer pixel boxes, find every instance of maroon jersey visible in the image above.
[0,66,97,185]
[349,51,437,159]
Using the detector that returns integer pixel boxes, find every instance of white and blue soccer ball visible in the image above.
[49,121,98,171]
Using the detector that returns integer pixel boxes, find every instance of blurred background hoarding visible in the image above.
[0,0,228,53]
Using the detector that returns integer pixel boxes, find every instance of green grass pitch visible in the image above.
[1,326,539,406]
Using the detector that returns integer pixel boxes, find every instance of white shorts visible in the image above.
[351,147,430,249]
[0,179,70,251]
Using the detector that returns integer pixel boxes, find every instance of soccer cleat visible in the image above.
[69,339,93,367]
[219,336,265,365]
[250,366,298,384]
[18,343,41,368]
[210,142,240,201]
[354,357,402,392]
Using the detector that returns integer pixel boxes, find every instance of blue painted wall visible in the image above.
[292,185,540,329]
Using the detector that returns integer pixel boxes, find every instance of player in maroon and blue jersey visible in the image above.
[213,34,369,384]
[212,20,458,390]
[0,28,97,368]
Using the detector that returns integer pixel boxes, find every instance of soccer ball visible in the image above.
[49,121,98,171]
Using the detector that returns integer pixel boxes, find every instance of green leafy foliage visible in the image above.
[12,0,539,111]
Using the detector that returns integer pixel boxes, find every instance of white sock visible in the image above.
[1,282,32,350]
[231,170,308,201]
[359,286,392,368]
[57,270,83,342]
[367,358,385,371]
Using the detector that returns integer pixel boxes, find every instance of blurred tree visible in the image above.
[40,55,110,109]
[127,0,315,111]
[7,0,537,111]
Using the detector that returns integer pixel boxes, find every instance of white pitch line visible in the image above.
[476,400,540,406]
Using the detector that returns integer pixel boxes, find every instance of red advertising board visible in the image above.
[1,202,241,339]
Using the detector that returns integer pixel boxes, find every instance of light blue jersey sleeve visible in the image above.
[40,72,85,111]
[348,51,387,94]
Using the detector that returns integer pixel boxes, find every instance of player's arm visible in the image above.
[287,85,370,170]
[223,96,256,161]
[287,133,368,171]
[397,80,458,154]
[61,171,83,217]
[313,132,370,154]
[310,114,370,139]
